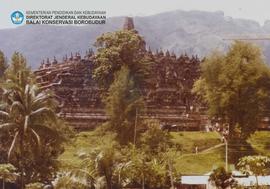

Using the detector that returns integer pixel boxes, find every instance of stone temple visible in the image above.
[33,17,210,130]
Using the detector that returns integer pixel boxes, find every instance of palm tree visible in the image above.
[0,81,58,188]
[89,149,115,189]
[81,139,122,189]
[0,52,64,187]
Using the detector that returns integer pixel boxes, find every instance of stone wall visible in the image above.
[34,50,206,130]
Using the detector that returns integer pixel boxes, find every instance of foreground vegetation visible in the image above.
[0,52,72,188]
[59,131,270,175]
[60,131,221,171]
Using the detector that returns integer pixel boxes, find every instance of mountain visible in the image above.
[0,10,270,69]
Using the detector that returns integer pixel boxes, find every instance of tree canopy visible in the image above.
[193,41,270,140]
[237,155,270,188]
[0,163,17,189]
[209,166,236,189]
[93,30,152,90]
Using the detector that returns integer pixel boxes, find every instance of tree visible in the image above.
[5,52,33,87]
[104,66,144,144]
[209,166,236,189]
[237,155,270,188]
[161,149,179,189]
[137,136,177,189]
[193,41,270,141]
[0,83,61,186]
[93,30,153,144]
[82,136,122,189]
[0,50,8,79]
[93,30,152,90]
[0,52,70,187]
[0,163,17,189]
[123,146,171,189]
[139,121,172,155]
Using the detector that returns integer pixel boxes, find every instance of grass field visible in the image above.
[170,131,221,153]
[59,131,106,169]
[170,132,225,174]
[174,147,225,174]
[59,131,270,174]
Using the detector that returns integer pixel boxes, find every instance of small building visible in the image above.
[179,173,270,189]
[179,175,215,189]
[234,175,270,187]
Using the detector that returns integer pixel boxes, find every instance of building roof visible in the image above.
[235,176,270,186]
[181,175,270,186]
[181,176,209,185]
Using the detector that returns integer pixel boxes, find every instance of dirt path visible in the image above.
[178,143,225,158]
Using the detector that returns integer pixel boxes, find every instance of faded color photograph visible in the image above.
[0,0,270,188]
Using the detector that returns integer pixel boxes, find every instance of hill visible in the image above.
[1,10,270,69]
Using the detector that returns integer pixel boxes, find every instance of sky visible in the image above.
[0,0,270,29]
